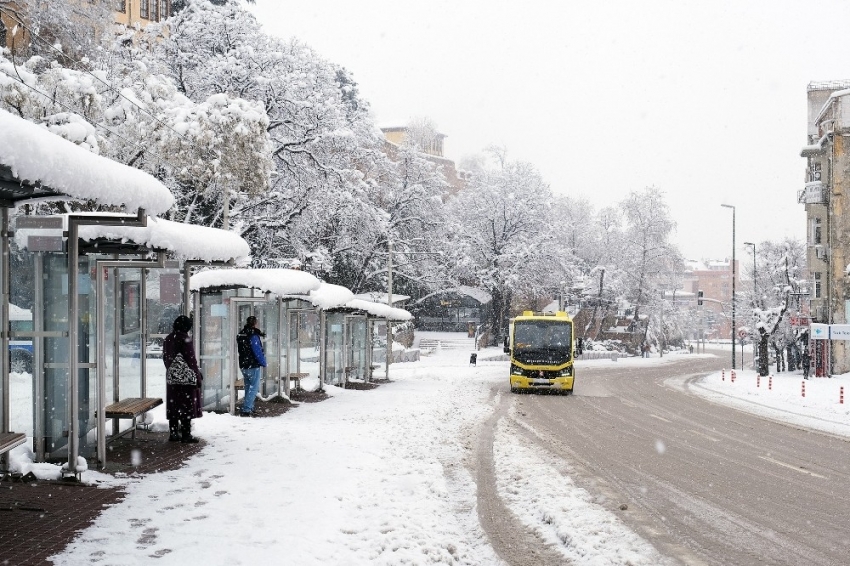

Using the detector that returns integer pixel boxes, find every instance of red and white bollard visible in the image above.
[722,369,726,381]
[757,375,760,388]
[802,380,806,398]
[841,386,844,405]
[731,370,736,383]
[769,375,773,390]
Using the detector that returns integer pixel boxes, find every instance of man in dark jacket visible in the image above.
[237,316,267,416]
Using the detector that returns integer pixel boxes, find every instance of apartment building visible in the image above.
[1,1,169,52]
[682,259,738,341]
[800,80,850,375]
[380,126,469,195]
[114,0,171,28]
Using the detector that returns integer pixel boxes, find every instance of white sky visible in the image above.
[247,0,850,261]
[12,336,848,564]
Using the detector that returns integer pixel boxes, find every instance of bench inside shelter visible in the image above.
[289,373,309,392]
[103,397,162,440]
[0,432,28,475]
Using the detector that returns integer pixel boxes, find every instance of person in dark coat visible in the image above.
[163,315,203,443]
[801,349,811,380]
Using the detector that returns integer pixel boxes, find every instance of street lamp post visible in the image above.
[744,241,757,370]
[721,204,736,370]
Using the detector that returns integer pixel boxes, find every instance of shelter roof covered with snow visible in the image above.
[0,109,173,215]
[190,268,322,296]
[78,216,251,263]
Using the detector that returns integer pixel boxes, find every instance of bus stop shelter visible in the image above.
[0,108,249,474]
[191,271,413,414]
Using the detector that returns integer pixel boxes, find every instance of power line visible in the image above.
[0,66,180,173]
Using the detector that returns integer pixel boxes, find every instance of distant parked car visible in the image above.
[9,304,33,374]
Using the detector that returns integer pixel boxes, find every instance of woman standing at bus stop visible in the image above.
[163,315,203,443]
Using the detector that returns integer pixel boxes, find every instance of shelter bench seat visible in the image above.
[289,373,309,393]
[0,432,27,476]
[104,397,162,440]
[0,432,26,456]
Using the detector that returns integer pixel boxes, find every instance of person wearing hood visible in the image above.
[163,315,203,442]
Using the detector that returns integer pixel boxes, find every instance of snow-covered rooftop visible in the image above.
[0,109,174,215]
[418,286,492,305]
[190,268,322,296]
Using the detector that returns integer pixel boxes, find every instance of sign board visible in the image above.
[811,323,829,340]
[803,181,825,204]
[830,324,850,340]
[737,329,747,339]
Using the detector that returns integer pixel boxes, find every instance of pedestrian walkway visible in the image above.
[1,430,204,565]
[0,396,308,565]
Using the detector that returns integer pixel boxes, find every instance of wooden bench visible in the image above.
[288,373,309,393]
[0,432,26,456]
[104,397,162,440]
[0,432,27,477]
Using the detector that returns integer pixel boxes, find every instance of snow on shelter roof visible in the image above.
[190,268,322,296]
[77,216,250,262]
[0,109,173,215]
[345,298,412,321]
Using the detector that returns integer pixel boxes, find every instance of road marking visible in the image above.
[621,399,639,408]
[688,429,719,442]
[650,414,671,423]
[759,456,827,479]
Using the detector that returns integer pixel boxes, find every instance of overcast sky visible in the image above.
[249,0,850,261]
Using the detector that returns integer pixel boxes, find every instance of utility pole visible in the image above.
[385,239,392,380]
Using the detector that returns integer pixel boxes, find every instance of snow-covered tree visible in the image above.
[749,238,806,375]
[138,1,395,271]
[445,152,553,338]
[619,187,680,320]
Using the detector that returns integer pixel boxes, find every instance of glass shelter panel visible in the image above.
[8,245,37,440]
[286,304,319,384]
[116,269,143,403]
[146,267,183,401]
[324,312,345,386]
[255,301,279,397]
[199,289,236,412]
[346,316,368,381]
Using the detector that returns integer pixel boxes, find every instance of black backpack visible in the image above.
[237,329,256,369]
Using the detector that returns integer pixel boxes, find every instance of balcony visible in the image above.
[798,181,826,204]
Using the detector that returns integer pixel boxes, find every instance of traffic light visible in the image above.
[698,290,704,306]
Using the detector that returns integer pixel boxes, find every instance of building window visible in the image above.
[160,0,168,21]
[140,0,149,19]
[0,20,6,49]
[814,272,821,299]
[811,161,822,182]
[812,217,822,245]
[116,0,126,12]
